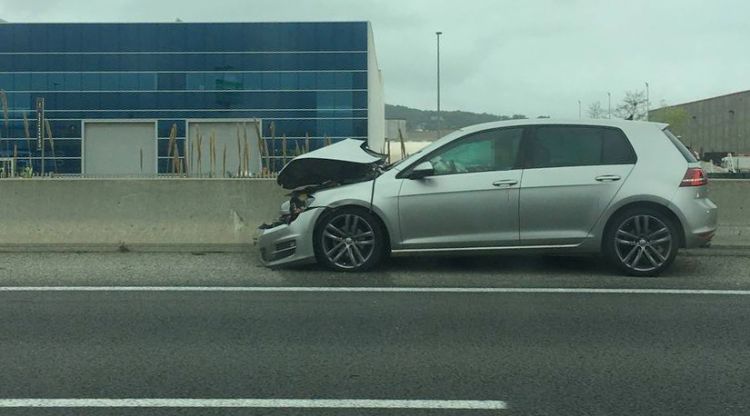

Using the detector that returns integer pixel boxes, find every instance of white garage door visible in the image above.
[84,122,156,176]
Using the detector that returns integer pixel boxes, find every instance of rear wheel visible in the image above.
[604,207,679,277]
[314,207,385,272]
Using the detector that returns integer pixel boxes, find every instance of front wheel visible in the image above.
[313,208,386,272]
[604,208,679,277]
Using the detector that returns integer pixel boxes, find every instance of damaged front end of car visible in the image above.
[256,139,386,267]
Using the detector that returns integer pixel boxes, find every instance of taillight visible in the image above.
[680,167,707,187]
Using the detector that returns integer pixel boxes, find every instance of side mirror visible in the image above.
[408,161,434,180]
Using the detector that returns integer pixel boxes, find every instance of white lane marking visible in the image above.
[0,286,749,295]
[0,399,508,409]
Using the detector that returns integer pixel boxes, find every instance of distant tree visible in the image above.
[587,101,607,119]
[615,90,648,120]
[536,115,551,119]
[511,114,527,120]
[650,105,689,132]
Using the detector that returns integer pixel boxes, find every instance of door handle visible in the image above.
[492,179,518,187]
[595,175,621,182]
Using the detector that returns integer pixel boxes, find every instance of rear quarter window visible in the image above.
[663,128,698,163]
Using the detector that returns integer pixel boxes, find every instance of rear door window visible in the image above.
[527,126,636,168]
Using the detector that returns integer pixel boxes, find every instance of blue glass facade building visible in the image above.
[0,22,383,175]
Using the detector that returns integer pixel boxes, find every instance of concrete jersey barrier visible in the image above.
[0,179,287,252]
[0,178,747,251]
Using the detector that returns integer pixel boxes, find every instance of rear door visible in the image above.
[519,125,636,245]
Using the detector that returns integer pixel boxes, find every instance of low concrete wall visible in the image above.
[0,178,747,251]
[0,179,287,251]
[709,180,750,247]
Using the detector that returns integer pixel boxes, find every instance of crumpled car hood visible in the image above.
[276,139,386,189]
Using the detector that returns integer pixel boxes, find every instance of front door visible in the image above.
[397,127,525,249]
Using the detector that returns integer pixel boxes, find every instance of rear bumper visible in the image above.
[669,189,718,248]
[256,208,324,267]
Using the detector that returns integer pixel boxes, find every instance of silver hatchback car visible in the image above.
[258,119,717,276]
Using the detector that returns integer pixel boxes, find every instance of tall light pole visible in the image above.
[607,92,611,119]
[645,81,650,121]
[578,100,582,119]
[436,31,443,138]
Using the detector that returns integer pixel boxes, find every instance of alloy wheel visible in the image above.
[321,213,376,270]
[614,215,673,272]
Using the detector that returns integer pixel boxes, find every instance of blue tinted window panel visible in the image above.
[13,73,30,91]
[157,138,186,157]
[0,74,12,90]
[158,120,186,137]
[49,139,82,158]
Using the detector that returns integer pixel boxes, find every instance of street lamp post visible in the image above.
[645,82,650,121]
[607,92,611,119]
[436,31,443,138]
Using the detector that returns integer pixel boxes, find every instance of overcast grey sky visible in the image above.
[1,0,748,118]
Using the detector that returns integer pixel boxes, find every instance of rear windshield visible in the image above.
[663,128,698,163]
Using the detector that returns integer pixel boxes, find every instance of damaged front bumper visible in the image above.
[256,207,325,267]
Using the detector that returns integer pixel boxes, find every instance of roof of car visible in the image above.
[454,118,668,135]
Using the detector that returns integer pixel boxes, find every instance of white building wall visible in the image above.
[367,22,385,153]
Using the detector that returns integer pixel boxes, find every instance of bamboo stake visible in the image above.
[140,148,143,173]
[305,132,310,153]
[295,141,301,156]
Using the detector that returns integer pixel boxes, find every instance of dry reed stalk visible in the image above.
[305,132,310,153]
[210,132,217,178]
[243,131,250,177]
[295,141,301,156]
[282,134,287,165]
[191,140,196,177]
[183,137,189,176]
[237,124,242,177]
[140,148,143,173]
[22,113,32,165]
[398,127,406,160]
[167,124,176,174]
[269,121,276,173]
[195,127,203,177]
[0,90,8,137]
[253,121,265,174]
[325,135,332,146]
[44,119,57,173]
[222,144,227,178]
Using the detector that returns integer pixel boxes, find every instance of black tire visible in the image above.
[603,207,680,277]
[313,207,386,272]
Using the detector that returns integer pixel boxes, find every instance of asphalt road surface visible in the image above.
[0,250,749,415]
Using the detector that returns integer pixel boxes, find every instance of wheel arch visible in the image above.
[601,200,686,250]
[313,203,392,254]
